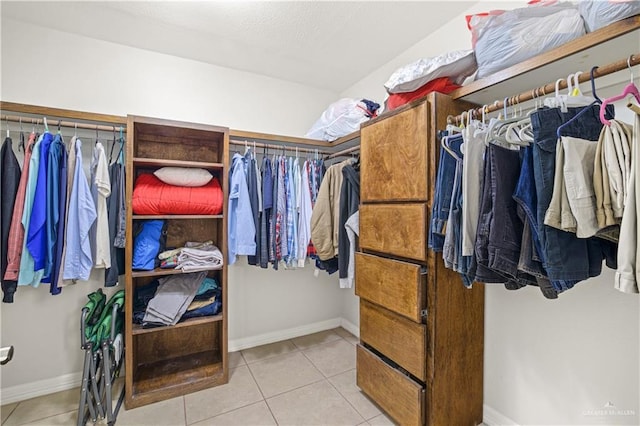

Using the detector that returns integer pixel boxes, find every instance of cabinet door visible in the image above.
[360,203,427,262]
[361,101,429,202]
[355,253,426,322]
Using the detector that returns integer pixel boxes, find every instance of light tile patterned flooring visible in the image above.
[1,328,396,425]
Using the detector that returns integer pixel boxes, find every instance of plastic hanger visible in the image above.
[566,71,596,105]
[600,55,640,125]
[557,100,600,139]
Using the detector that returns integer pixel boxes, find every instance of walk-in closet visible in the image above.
[1,2,639,426]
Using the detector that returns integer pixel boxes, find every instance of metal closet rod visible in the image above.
[1,114,126,133]
[327,145,360,159]
[450,52,640,124]
[229,139,331,156]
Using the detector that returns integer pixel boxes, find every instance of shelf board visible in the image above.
[133,157,224,169]
[132,314,223,335]
[129,350,225,408]
[132,214,223,220]
[332,130,361,147]
[450,15,640,104]
[131,267,222,278]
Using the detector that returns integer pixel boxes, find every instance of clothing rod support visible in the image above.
[450,52,640,124]
[1,114,126,133]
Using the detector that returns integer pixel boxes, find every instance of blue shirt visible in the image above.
[63,139,97,281]
[46,135,67,291]
[26,132,53,275]
[228,153,256,264]
[18,135,44,287]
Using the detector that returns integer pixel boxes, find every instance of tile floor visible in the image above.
[1,328,396,426]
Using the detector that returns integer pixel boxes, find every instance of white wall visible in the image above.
[340,2,640,425]
[0,17,345,400]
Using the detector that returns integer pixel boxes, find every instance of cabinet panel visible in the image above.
[360,203,427,262]
[355,252,425,322]
[357,345,425,426]
[361,101,429,202]
[360,300,427,381]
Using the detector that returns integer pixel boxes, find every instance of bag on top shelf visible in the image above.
[469,1,585,79]
[306,98,380,141]
[384,50,477,94]
[578,0,640,32]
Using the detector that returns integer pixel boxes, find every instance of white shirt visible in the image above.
[93,143,111,269]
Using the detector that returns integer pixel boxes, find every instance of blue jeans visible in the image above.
[429,134,463,252]
[531,106,610,288]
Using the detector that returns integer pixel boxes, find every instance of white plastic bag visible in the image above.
[306,98,375,141]
[384,50,477,94]
[578,0,640,32]
[473,3,585,78]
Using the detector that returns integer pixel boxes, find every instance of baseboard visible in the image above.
[339,317,359,338]
[1,317,349,404]
[483,404,520,426]
[228,317,342,352]
[1,372,82,405]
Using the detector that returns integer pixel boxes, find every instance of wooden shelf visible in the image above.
[332,130,361,147]
[229,129,333,148]
[132,214,223,220]
[129,350,225,409]
[450,15,640,104]
[132,157,224,169]
[132,314,223,335]
[131,267,221,278]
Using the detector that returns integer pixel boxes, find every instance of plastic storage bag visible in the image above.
[578,0,640,32]
[306,98,379,141]
[132,220,166,271]
[472,3,585,78]
[384,50,477,94]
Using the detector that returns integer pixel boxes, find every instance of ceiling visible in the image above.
[1,1,476,93]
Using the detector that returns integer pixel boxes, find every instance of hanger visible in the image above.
[566,71,596,106]
[590,66,602,103]
[117,126,125,164]
[18,117,25,152]
[600,55,640,125]
[557,100,600,139]
[5,115,9,139]
[95,126,99,146]
[43,117,49,133]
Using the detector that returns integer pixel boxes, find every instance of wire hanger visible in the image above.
[600,55,640,125]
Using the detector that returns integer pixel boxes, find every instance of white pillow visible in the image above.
[384,50,477,94]
[153,167,213,187]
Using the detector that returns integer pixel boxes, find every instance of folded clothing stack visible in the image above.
[134,276,220,326]
[143,272,206,326]
[177,243,224,272]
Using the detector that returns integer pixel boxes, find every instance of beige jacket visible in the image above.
[310,159,354,260]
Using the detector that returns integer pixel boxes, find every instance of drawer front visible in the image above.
[361,101,429,202]
[360,300,427,381]
[357,344,425,426]
[360,203,427,262]
[355,252,425,322]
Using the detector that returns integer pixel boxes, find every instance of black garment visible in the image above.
[338,163,360,282]
[105,163,125,287]
[1,137,21,303]
[259,157,272,269]
[246,154,259,265]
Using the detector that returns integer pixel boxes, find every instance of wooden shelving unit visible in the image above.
[125,116,229,409]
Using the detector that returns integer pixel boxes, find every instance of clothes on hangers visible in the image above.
[105,161,126,287]
[89,142,111,270]
[338,161,360,288]
[615,105,640,294]
[1,135,22,303]
[228,152,255,265]
[431,97,639,298]
[47,134,68,295]
[63,138,97,281]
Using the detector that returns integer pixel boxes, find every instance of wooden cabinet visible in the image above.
[356,94,484,426]
[124,116,229,409]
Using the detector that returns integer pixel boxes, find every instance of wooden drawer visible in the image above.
[360,300,427,381]
[360,203,427,262]
[357,344,425,426]
[361,101,429,202]
[355,252,426,322]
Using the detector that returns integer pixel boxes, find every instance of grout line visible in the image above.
[8,409,76,426]
[240,340,300,365]
[1,402,19,426]
[183,395,187,426]
[244,361,280,425]
[325,370,369,423]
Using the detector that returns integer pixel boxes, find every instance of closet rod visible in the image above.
[1,114,126,133]
[449,52,640,124]
[229,139,331,156]
[327,145,360,159]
